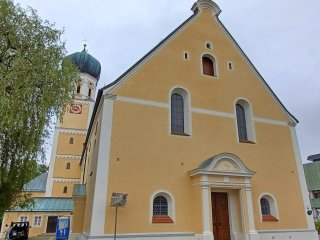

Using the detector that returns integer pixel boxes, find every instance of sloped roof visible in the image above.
[9,198,73,212]
[303,161,320,191]
[23,172,48,192]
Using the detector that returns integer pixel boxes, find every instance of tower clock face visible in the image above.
[70,104,82,114]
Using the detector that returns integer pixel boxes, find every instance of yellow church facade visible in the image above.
[1,1,316,240]
[77,1,316,240]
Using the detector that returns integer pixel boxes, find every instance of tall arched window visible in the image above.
[202,55,217,77]
[170,88,191,136]
[235,99,255,143]
[236,104,247,141]
[76,85,81,94]
[63,186,68,193]
[66,162,71,169]
[69,137,74,144]
[171,93,184,134]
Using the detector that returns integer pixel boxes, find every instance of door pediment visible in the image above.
[189,152,255,178]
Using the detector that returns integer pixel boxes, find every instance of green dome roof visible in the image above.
[67,49,101,80]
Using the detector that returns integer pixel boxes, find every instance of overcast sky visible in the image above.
[15,0,320,163]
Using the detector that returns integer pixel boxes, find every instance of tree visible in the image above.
[0,0,79,215]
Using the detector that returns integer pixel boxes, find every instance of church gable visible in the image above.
[102,0,296,124]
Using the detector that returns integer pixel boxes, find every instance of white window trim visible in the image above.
[205,41,213,50]
[169,87,192,136]
[234,98,256,143]
[150,190,175,224]
[258,193,280,221]
[201,53,219,78]
[33,216,42,227]
[227,61,234,70]
[19,216,28,222]
[183,51,190,60]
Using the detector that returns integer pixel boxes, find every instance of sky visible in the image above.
[15,0,320,163]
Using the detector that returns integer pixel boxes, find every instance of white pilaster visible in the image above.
[201,183,214,240]
[244,185,259,240]
[89,95,114,236]
[289,125,316,230]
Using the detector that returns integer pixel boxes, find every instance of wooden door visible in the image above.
[46,216,58,233]
[212,192,231,240]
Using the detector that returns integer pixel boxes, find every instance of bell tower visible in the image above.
[45,46,101,197]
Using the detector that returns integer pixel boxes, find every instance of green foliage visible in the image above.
[0,0,79,215]
[315,220,320,232]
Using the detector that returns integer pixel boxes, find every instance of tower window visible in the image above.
[228,62,233,70]
[69,137,74,144]
[63,186,68,193]
[95,122,98,135]
[76,85,81,94]
[206,42,212,49]
[184,52,189,60]
[66,162,71,169]
[88,88,92,97]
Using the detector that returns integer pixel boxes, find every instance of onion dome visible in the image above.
[67,47,101,80]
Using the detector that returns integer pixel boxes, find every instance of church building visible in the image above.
[1,1,316,240]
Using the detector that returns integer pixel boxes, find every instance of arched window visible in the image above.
[171,93,184,134]
[235,99,255,143]
[259,194,279,221]
[236,104,247,141]
[76,85,81,94]
[66,162,71,169]
[63,186,68,193]
[69,137,74,144]
[88,88,92,97]
[170,88,191,136]
[153,196,168,216]
[202,55,217,77]
[260,198,271,215]
[152,192,174,223]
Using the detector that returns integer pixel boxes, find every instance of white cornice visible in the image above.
[56,155,81,159]
[117,96,168,108]
[53,178,80,183]
[72,100,92,105]
[56,128,87,135]
[115,95,288,126]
